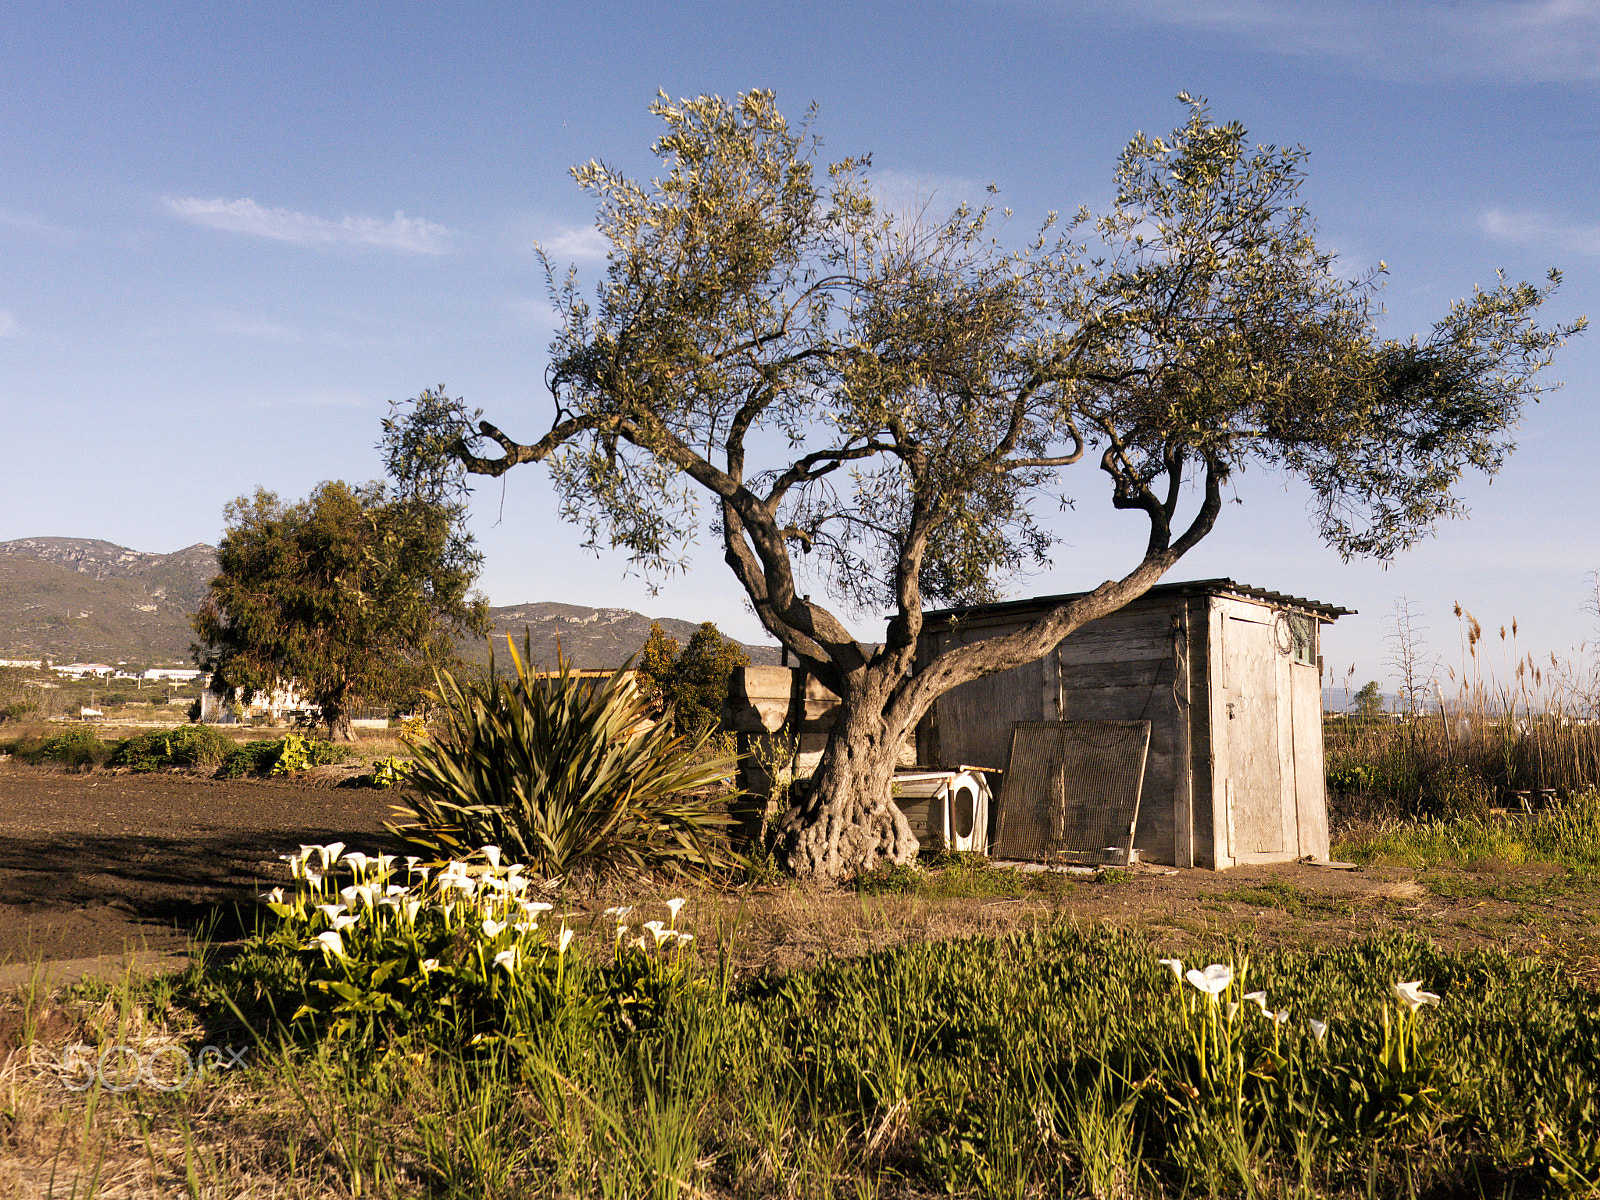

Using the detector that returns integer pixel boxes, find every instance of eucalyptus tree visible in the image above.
[193,481,489,740]
[384,90,1582,881]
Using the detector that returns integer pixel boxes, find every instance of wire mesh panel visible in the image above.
[994,721,1151,866]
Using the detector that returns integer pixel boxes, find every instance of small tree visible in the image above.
[668,622,751,735]
[636,620,750,733]
[385,91,1583,881]
[192,481,490,740]
[1353,681,1386,720]
[637,621,681,718]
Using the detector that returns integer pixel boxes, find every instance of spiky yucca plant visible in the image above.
[387,635,737,879]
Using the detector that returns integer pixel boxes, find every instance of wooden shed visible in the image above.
[916,579,1350,869]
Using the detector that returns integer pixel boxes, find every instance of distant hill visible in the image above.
[463,602,782,670]
[0,538,218,664]
[0,537,781,669]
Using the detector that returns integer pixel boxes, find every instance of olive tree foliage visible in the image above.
[193,481,490,741]
[384,90,1583,881]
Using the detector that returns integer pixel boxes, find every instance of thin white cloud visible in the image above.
[166,196,456,254]
[506,297,563,331]
[870,168,989,217]
[0,208,77,239]
[0,310,17,338]
[1100,0,1600,82]
[1481,207,1600,257]
[537,225,608,260]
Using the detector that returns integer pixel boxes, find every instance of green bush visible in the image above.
[107,724,234,771]
[215,733,352,778]
[0,701,38,724]
[14,726,113,767]
[389,637,736,878]
[369,755,414,788]
[216,739,283,778]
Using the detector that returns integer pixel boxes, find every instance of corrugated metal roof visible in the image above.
[921,577,1354,625]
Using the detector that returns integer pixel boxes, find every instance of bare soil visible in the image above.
[0,760,403,976]
[2,761,1598,990]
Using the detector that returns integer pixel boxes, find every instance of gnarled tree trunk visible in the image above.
[779,679,917,881]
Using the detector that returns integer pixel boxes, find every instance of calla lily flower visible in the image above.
[665,898,686,922]
[493,947,518,972]
[305,871,323,891]
[1242,991,1270,1015]
[676,932,695,947]
[480,845,502,869]
[523,901,555,915]
[1393,981,1441,1012]
[330,913,359,932]
[558,928,575,954]
[644,919,672,946]
[260,887,286,905]
[1309,1019,1329,1044]
[309,930,345,957]
[1186,964,1233,996]
[315,903,347,921]
[1157,958,1184,980]
[481,918,507,938]
[420,958,439,973]
[605,905,634,919]
[343,851,371,875]
[317,842,346,869]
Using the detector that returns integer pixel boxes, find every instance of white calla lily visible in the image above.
[1185,964,1233,996]
[1157,957,1183,980]
[309,930,345,957]
[1393,981,1441,1012]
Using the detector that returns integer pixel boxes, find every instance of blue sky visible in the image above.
[2,0,1597,699]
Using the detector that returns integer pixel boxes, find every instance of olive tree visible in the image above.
[384,91,1582,881]
[193,481,489,740]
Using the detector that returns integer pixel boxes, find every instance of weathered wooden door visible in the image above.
[1222,611,1288,859]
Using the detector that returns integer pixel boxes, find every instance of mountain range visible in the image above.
[0,538,781,668]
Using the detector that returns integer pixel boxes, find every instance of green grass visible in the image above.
[1419,869,1599,904]
[1334,789,1600,871]
[1222,879,1356,918]
[851,851,1081,899]
[15,890,1600,1198]
[11,835,1600,1198]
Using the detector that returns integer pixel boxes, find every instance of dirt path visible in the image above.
[2,763,1598,991]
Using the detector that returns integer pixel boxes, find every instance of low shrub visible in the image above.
[215,733,352,778]
[13,726,113,767]
[107,724,234,771]
[369,755,413,788]
[389,638,736,879]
